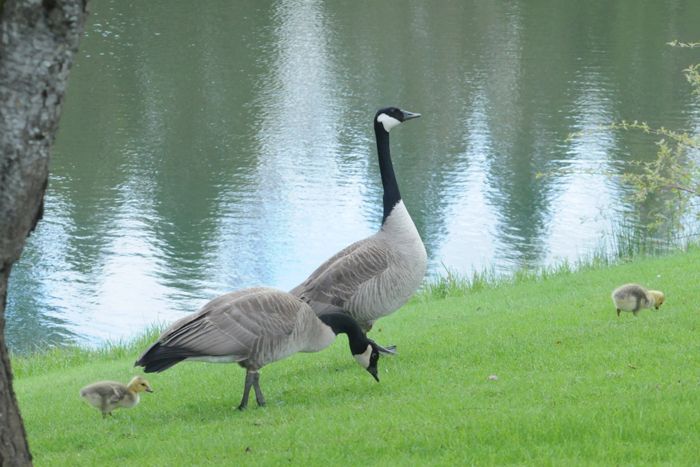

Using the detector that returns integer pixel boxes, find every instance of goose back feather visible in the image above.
[137,287,334,372]
[291,201,426,329]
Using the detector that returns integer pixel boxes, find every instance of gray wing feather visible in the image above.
[291,238,389,312]
[158,288,304,358]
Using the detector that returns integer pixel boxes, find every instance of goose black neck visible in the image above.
[375,122,401,224]
[319,313,369,355]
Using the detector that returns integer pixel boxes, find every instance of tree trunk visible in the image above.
[0,0,87,464]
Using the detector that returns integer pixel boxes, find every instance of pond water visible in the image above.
[7,0,700,352]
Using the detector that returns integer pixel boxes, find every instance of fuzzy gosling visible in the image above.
[611,284,665,317]
[79,376,153,418]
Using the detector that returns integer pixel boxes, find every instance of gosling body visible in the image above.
[612,284,665,316]
[80,376,153,418]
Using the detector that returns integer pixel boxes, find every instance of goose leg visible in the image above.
[252,372,266,407]
[238,371,256,410]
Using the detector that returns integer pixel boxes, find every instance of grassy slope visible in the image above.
[13,247,700,466]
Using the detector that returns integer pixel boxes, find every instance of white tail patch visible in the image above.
[377,113,401,132]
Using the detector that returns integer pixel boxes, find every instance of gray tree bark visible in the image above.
[0,0,87,464]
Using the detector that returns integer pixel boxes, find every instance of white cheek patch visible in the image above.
[353,344,373,368]
[377,113,401,132]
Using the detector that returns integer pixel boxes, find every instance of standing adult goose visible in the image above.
[291,107,427,333]
[135,287,391,410]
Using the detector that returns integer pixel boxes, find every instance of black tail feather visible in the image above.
[138,357,186,373]
[135,341,188,373]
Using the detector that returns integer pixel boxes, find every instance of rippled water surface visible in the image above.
[7,0,700,352]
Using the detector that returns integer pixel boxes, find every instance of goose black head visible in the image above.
[353,340,397,382]
[375,107,421,133]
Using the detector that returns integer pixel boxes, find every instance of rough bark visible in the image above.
[0,0,87,464]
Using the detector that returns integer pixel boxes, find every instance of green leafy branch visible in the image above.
[561,42,700,232]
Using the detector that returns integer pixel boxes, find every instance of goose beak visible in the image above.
[146,387,154,393]
[401,110,421,121]
[367,365,379,382]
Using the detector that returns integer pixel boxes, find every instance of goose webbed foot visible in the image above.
[369,340,397,356]
[365,323,397,355]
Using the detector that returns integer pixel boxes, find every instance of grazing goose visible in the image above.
[291,107,427,333]
[135,287,392,410]
[612,283,665,316]
[79,376,153,418]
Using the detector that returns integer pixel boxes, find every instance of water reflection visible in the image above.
[545,65,619,265]
[5,193,78,352]
[7,0,700,353]
[437,91,500,275]
[243,0,371,290]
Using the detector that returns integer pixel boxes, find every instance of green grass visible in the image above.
[13,246,700,465]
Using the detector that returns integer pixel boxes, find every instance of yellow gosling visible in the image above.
[611,284,665,317]
[79,376,153,418]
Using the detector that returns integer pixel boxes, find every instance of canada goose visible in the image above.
[79,376,153,418]
[135,287,393,410]
[611,283,665,316]
[290,107,427,333]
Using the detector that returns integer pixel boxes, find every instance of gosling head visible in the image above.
[353,341,396,382]
[648,290,665,310]
[375,107,421,133]
[127,376,154,394]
